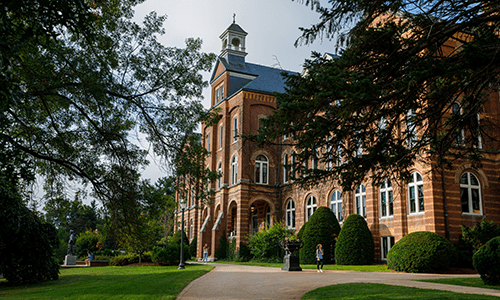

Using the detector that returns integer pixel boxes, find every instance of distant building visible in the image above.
[175,20,500,262]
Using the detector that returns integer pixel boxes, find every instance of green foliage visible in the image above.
[297,221,307,240]
[335,214,374,265]
[388,231,457,273]
[0,178,60,284]
[108,251,152,266]
[299,207,340,264]
[168,230,191,260]
[117,215,163,263]
[473,236,500,286]
[215,230,229,260]
[247,222,295,260]
[189,236,198,258]
[152,244,184,265]
[238,242,252,262]
[75,229,102,258]
[462,219,500,252]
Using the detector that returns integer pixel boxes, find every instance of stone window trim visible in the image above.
[254,154,269,185]
[407,171,424,214]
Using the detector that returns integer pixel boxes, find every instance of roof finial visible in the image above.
[233,13,236,23]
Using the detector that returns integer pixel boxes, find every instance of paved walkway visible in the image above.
[178,263,500,299]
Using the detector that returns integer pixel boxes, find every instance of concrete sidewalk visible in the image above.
[177,263,500,299]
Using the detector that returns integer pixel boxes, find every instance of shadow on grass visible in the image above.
[0,265,213,300]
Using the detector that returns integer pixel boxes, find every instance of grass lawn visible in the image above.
[0,264,213,299]
[418,277,500,290]
[302,282,500,299]
[213,260,392,272]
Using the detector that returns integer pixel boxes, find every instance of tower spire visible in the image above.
[233,13,236,24]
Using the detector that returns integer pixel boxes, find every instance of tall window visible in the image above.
[461,172,482,214]
[233,117,238,142]
[380,179,393,217]
[190,219,193,240]
[291,152,296,180]
[286,199,295,229]
[408,171,424,213]
[283,154,289,183]
[207,132,211,153]
[355,184,366,218]
[474,114,482,148]
[231,155,238,185]
[452,103,464,145]
[255,155,268,184]
[217,162,222,189]
[330,190,343,222]
[355,130,363,157]
[190,187,195,207]
[306,195,317,221]
[312,146,318,170]
[216,89,220,102]
[337,141,343,166]
[406,109,417,148]
[381,236,395,260]
[220,85,224,99]
[266,206,271,228]
[219,124,223,150]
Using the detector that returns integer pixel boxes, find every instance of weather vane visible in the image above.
[233,13,236,23]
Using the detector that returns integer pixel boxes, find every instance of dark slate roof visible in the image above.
[227,23,247,34]
[210,55,298,100]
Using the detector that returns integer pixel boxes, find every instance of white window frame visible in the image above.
[381,236,395,260]
[460,172,482,215]
[231,155,238,185]
[380,179,393,218]
[255,155,269,185]
[355,184,366,218]
[330,190,343,222]
[286,199,295,229]
[408,171,424,214]
[306,195,317,221]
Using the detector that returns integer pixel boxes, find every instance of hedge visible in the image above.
[335,214,374,265]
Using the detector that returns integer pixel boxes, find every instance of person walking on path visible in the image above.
[316,244,324,273]
[203,244,209,264]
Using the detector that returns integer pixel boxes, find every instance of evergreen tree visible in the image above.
[299,207,340,264]
[335,214,374,265]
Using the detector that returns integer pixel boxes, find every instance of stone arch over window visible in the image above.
[454,164,488,188]
[248,197,274,235]
[305,194,317,221]
[460,172,483,215]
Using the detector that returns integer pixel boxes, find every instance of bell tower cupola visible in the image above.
[219,14,247,65]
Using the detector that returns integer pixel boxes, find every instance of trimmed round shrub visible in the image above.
[335,214,374,265]
[387,231,457,273]
[473,236,500,285]
[299,207,340,264]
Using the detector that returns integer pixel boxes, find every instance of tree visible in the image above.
[335,214,374,265]
[255,0,500,191]
[299,207,340,264]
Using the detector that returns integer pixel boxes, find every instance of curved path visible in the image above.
[178,263,500,299]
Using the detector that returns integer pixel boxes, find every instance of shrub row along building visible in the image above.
[175,20,500,262]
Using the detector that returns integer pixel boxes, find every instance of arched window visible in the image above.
[231,155,238,185]
[306,195,317,221]
[189,219,193,240]
[217,162,222,189]
[408,172,424,213]
[255,155,268,184]
[283,154,289,183]
[330,190,343,222]
[460,172,482,214]
[355,184,366,218]
[286,199,295,229]
[380,179,393,217]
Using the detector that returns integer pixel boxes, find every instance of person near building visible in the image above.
[316,244,324,273]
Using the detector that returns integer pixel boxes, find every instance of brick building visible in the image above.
[175,20,500,262]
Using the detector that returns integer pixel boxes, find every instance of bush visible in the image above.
[299,207,340,264]
[152,244,181,265]
[335,214,374,265]
[456,219,500,268]
[297,221,307,240]
[387,231,457,273]
[473,236,500,285]
[215,230,229,260]
[247,223,295,260]
[189,236,198,259]
[75,229,102,258]
[238,242,251,262]
[108,251,152,266]
[169,230,190,260]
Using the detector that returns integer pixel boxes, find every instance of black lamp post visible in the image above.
[178,201,186,270]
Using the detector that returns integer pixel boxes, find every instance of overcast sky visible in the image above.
[134,0,337,183]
